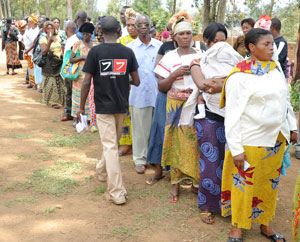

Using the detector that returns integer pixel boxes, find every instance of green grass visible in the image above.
[16,159,83,196]
[8,134,32,139]
[43,207,58,216]
[109,226,135,239]
[45,132,94,147]
[51,119,59,123]
[94,185,106,195]
[4,198,38,208]
[17,154,32,160]
[84,175,94,182]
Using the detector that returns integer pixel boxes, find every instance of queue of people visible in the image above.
[1,7,299,242]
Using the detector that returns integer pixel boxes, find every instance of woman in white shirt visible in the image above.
[155,19,203,203]
[220,28,297,242]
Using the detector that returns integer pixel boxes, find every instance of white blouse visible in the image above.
[224,67,297,156]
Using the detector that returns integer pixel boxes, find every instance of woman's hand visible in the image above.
[77,109,85,122]
[203,78,225,94]
[172,65,190,78]
[290,131,298,145]
[233,152,247,171]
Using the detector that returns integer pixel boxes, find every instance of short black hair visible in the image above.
[87,16,92,21]
[241,18,255,28]
[245,28,273,53]
[203,23,227,46]
[271,17,281,31]
[51,17,60,23]
[101,16,121,34]
[122,6,130,9]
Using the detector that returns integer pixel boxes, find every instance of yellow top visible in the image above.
[39,35,62,58]
[117,35,135,46]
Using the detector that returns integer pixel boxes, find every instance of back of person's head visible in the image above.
[122,6,130,10]
[245,28,272,53]
[101,16,121,35]
[65,21,76,33]
[271,17,281,32]
[203,22,227,46]
[87,17,92,22]
[241,18,255,27]
[75,10,87,21]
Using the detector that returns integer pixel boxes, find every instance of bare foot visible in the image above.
[168,184,179,203]
[229,226,243,239]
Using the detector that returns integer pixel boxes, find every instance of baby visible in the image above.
[194,92,206,119]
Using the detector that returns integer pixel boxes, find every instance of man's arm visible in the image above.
[129,71,140,86]
[77,73,92,122]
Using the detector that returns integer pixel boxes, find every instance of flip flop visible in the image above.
[11,72,17,75]
[200,212,215,224]
[261,231,286,242]
[168,190,179,203]
[227,237,243,242]
[146,174,165,185]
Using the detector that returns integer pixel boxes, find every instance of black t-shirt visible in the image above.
[274,36,288,78]
[158,41,176,56]
[83,43,138,114]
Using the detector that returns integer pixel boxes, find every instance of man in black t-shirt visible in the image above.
[270,18,288,78]
[77,16,140,205]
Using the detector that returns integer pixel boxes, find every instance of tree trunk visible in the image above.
[269,0,275,16]
[230,0,235,45]
[36,0,40,16]
[87,0,94,19]
[0,0,4,19]
[173,0,177,15]
[202,0,210,31]
[3,0,7,18]
[66,0,72,20]
[46,0,50,18]
[211,0,218,22]
[6,0,10,17]
[148,0,152,18]
[217,0,227,23]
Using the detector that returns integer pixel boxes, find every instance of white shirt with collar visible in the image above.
[121,25,128,37]
[224,65,297,156]
[23,26,39,56]
[64,34,79,57]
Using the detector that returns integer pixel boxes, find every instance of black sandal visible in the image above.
[261,232,285,242]
[228,237,243,242]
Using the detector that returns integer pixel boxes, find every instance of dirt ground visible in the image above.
[0,49,298,242]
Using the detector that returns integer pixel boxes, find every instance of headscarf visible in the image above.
[16,20,27,30]
[254,15,272,30]
[173,18,193,35]
[125,8,138,22]
[79,22,95,34]
[28,14,38,24]
[169,10,193,25]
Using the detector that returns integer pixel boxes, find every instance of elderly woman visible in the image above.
[118,8,139,155]
[70,22,96,126]
[40,21,65,108]
[1,18,22,75]
[220,28,297,242]
[155,18,202,202]
[188,23,243,224]
[233,18,255,58]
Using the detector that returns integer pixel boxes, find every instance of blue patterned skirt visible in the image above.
[194,118,225,213]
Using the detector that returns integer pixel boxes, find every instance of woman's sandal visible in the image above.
[227,238,243,242]
[146,174,165,185]
[200,212,215,224]
[261,231,286,242]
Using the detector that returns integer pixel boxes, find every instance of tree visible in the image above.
[66,0,72,20]
[269,0,275,16]
[3,0,7,18]
[217,0,226,23]
[87,0,94,18]
[45,0,50,18]
[202,0,210,30]
[7,0,11,17]
[0,0,4,18]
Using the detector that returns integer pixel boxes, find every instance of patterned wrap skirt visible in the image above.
[89,79,97,127]
[221,132,286,229]
[194,118,225,213]
[293,169,300,242]
[119,107,132,146]
[5,41,22,69]
[162,96,200,185]
[42,75,65,106]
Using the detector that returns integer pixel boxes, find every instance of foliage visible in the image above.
[5,198,38,208]
[290,80,300,111]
